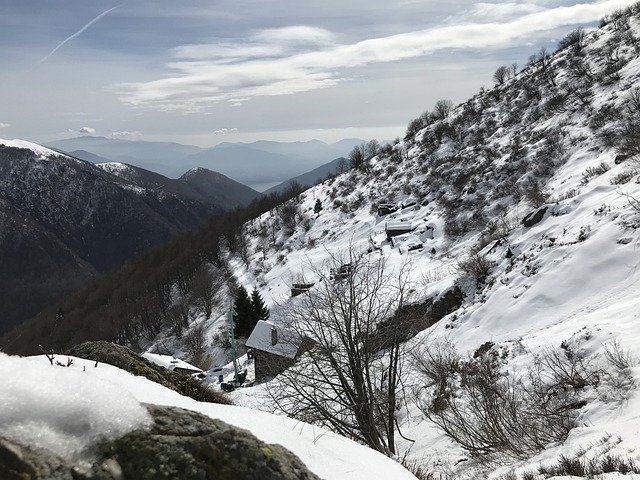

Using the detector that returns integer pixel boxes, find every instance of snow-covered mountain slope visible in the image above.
[0,353,416,480]
[215,6,640,477]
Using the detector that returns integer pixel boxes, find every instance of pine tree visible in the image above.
[250,287,270,322]
[313,199,323,215]
[233,286,253,338]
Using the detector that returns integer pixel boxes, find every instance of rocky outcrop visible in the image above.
[0,404,319,480]
[68,341,231,405]
[522,206,548,228]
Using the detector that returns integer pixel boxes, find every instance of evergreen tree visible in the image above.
[313,199,323,215]
[233,286,253,338]
[250,287,270,322]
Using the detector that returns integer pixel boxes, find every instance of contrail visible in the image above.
[39,5,120,64]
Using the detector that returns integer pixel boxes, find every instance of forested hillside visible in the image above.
[0,141,257,335]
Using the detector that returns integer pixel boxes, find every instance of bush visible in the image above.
[581,162,610,184]
[557,27,586,52]
[414,341,602,460]
[456,252,493,283]
[610,170,637,185]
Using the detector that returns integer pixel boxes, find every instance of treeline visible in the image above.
[0,184,307,355]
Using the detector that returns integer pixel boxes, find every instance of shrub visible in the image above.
[415,341,603,460]
[456,252,493,283]
[557,27,586,52]
[610,170,636,185]
[581,162,610,184]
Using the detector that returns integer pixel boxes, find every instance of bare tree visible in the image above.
[349,144,366,170]
[190,266,220,319]
[432,99,453,120]
[493,65,511,85]
[267,251,415,455]
[183,322,208,366]
[166,299,189,339]
[365,139,380,159]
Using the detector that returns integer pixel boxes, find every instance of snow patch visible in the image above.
[0,353,152,463]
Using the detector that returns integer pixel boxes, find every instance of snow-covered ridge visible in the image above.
[0,138,66,159]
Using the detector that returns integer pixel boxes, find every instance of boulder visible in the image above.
[1,404,320,480]
[522,206,548,228]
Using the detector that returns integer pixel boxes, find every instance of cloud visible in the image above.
[115,0,635,112]
[0,123,10,129]
[214,128,238,134]
[109,130,141,138]
[66,127,96,135]
[39,5,119,64]
[448,2,546,22]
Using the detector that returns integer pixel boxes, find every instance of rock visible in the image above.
[522,206,548,228]
[68,341,231,405]
[1,404,320,480]
[105,404,320,480]
[0,437,76,480]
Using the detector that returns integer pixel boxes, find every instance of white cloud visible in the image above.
[79,126,96,134]
[115,0,636,112]
[449,2,546,22]
[0,123,10,128]
[214,128,238,134]
[110,130,142,138]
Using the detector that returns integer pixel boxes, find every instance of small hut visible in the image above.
[246,320,303,380]
[385,220,414,240]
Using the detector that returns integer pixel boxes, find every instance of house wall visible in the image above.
[253,349,295,380]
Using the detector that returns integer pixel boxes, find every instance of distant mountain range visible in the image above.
[262,156,349,196]
[0,139,259,334]
[47,136,364,187]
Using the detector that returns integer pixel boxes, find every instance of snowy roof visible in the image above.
[385,220,413,231]
[245,320,302,359]
[141,353,202,373]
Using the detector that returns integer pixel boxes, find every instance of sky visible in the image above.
[0,0,636,147]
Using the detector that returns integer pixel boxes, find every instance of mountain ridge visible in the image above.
[0,140,258,334]
[46,136,365,184]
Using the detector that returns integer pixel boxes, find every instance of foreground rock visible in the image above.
[0,404,319,480]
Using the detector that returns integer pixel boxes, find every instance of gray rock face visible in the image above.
[522,206,548,228]
[0,437,75,480]
[107,404,320,480]
[0,404,319,480]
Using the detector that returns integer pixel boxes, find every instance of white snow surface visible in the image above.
[96,162,132,175]
[218,13,640,477]
[0,353,416,479]
[0,138,63,158]
[0,353,152,463]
